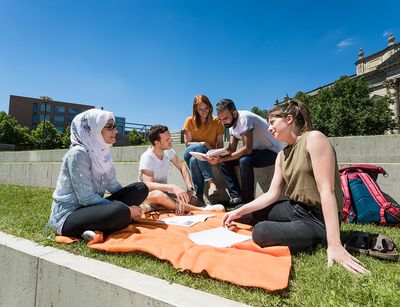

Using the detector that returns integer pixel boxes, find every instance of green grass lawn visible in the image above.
[0,184,399,306]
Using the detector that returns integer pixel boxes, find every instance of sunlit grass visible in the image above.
[0,184,399,306]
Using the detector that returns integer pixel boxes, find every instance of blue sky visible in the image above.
[1,0,399,130]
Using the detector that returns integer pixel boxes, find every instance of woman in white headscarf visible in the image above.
[47,109,148,239]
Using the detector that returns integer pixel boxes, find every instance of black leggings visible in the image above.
[251,200,327,253]
[62,182,148,237]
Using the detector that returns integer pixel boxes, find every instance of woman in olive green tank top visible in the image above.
[223,99,369,275]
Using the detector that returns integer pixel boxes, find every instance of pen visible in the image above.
[225,223,237,229]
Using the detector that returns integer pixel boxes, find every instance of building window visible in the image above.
[68,115,76,124]
[55,106,65,114]
[115,116,126,134]
[55,126,64,133]
[54,116,65,125]
[32,103,38,127]
[39,114,51,122]
[68,107,81,115]
[40,103,51,113]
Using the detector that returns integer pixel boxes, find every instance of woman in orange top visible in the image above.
[182,95,225,204]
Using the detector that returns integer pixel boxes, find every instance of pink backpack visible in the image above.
[340,164,400,224]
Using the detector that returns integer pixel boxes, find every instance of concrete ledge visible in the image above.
[1,135,399,202]
[331,135,400,163]
[0,161,275,203]
[1,135,400,163]
[0,231,249,307]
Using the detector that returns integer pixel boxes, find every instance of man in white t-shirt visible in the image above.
[139,125,224,213]
[207,99,282,206]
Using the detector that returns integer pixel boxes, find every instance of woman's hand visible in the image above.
[327,243,370,275]
[130,206,143,219]
[222,209,243,227]
[201,141,212,151]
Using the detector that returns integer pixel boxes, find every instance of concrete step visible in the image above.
[0,232,249,307]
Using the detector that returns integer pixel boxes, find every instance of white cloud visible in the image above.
[337,38,354,51]
[382,31,391,37]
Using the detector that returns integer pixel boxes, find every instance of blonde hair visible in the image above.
[192,95,213,129]
[269,99,313,133]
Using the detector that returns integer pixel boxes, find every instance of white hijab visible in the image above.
[70,109,115,176]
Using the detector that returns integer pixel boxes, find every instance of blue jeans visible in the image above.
[220,149,277,203]
[183,143,214,196]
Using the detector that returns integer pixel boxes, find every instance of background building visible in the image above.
[355,34,399,120]
[9,95,127,134]
[307,34,400,123]
[9,95,95,133]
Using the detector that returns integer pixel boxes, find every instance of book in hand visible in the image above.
[189,148,230,161]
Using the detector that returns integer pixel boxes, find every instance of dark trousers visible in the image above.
[62,182,148,237]
[252,200,327,253]
[220,149,277,203]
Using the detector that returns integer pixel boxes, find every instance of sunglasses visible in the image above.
[145,211,160,220]
[103,124,117,131]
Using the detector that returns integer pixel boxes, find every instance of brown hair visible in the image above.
[192,95,213,129]
[216,98,236,113]
[268,98,313,133]
[148,125,169,145]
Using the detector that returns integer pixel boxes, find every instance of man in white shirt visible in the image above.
[139,125,224,213]
[207,99,282,206]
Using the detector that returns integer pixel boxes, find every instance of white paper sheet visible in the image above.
[159,214,216,227]
[188,227,251,248]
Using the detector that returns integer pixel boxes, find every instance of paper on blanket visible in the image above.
[188,226,251,248]
[160,214,216,227]
[189,148,230,161]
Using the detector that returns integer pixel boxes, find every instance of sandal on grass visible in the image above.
[344,231,398,261]
[344,231,370,255]
[369,234,399,261]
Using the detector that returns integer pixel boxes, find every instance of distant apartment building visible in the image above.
[8,95,126,134]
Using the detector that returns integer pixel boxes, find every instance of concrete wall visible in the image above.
[0,232,247,307]
[0,134,399,202]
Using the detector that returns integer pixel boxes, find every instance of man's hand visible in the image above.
[172,185,190,204]
[206,156,221,165]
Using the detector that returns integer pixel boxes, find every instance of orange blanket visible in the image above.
[56,212,291,291]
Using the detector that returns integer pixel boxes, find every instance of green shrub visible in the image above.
[128,129,145,145]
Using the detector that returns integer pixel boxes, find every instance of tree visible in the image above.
[0,112,32,148]
[128,129,145,145]
[61,126,71,149]
[294,76,398,136]
[31,121,63,149]
[251,106,268,119]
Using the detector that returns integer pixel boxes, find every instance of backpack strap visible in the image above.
[340,170,355,222]
[357,172,400,223]
[340,164,387,181]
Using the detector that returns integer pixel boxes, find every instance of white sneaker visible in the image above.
[203,204,225,212]
[208,186,219,197]
[81,230,96,241]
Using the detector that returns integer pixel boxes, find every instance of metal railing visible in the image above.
[124,122,153,140]
[123,123,229,143]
